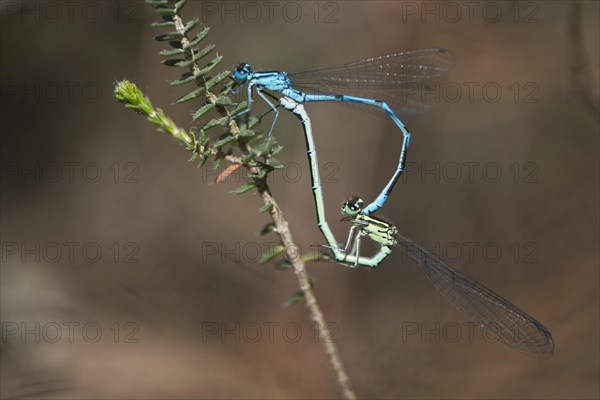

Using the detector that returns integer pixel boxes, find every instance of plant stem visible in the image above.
[223,118,356,398]
[255,181,356,400]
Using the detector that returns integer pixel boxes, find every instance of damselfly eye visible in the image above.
[233,63,252,82]
[342,197,364,216]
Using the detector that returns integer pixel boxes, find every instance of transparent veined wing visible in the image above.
[396,232,554,358]
[288,49,455,114]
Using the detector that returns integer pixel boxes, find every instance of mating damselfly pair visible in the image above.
[228,49,554,358]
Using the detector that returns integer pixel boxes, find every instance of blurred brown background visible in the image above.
[1,1,598,398]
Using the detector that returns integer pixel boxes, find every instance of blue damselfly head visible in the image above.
[342,197,364,216]
[233,63,252,83]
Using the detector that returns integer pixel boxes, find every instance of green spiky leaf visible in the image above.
[192,103,215,121]
[260,223,276,235]
[283,291,304,307]
[267,158,283,169]
[259,244,285,264]
[212,157,222,171]
[174,0,188,11]
[183,18,200,34]
[196,56,224,75]
[233,183,256,195]
[160,47,185,57]
[202,116,228,131]
[213,134,236,149]
[192,44,216,61]
[260,203,274,214]
[203,70,231,92]
[187,27,210,49]
[175,86,206,104]
[216,96,232,106]
[163,58,193,68]
[152,20,175,28]
[301,252,325,264]
[238,129,254,137]
[275,260,292,270]
[155,32,182,41]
